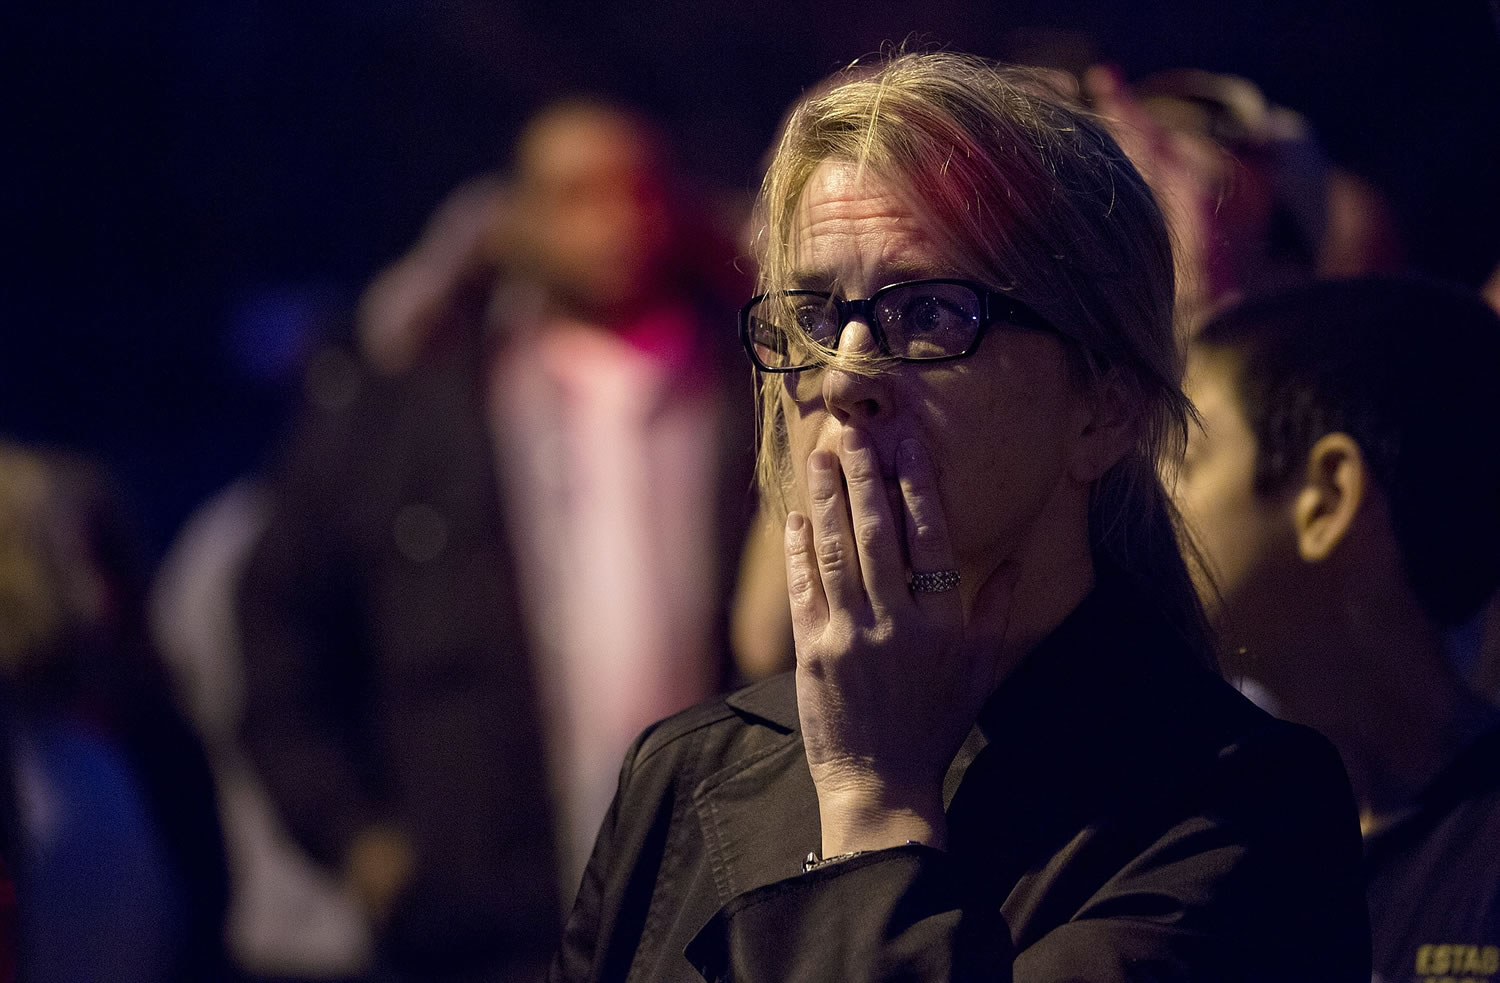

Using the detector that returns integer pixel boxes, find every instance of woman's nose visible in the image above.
[822,318,888,422]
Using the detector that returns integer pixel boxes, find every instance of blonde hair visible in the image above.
[0,443,112,678]
[750,51,1212,659]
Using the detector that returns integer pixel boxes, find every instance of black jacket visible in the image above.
[239,338,563,976]
[552,579,1371,982]
[239,319,756,978]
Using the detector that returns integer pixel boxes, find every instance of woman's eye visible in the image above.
[792,301,838,342]
[900,296,966,333]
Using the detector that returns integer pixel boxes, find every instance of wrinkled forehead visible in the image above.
[785,159,953,288]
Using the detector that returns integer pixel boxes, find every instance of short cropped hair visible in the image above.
[750,51,1213,658]
[1197,275,1500,625]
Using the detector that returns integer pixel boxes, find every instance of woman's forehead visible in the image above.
[788,161,948,289]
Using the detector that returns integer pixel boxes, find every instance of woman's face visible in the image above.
[778,159,1103,604]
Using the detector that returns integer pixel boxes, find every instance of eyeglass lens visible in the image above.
[747,281,983,369]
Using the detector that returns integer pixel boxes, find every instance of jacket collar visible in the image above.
[717,573,1193,737]
[691,690,816,904]
[723,672,799,731]
[694,575,1215,907]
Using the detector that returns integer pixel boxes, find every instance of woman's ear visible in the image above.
[1293,432,1367,563]
[1068,370,1139,484]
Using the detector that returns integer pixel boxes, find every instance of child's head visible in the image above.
[1177,275,1500,637]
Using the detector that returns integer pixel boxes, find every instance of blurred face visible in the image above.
[1174,350,1301,667]
[777,159,1097,602]
[513,108,676,315]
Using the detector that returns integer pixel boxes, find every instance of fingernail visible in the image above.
[809,449,834,472]
[786,512,806,533]
[899,439,922,466]
[841,429,865,454]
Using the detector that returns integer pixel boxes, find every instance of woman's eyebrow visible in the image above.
[786,261,955,294]
[787,270,837,292]
[879,259,957,283]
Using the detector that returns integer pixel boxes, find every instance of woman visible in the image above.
[552,52,1369,982]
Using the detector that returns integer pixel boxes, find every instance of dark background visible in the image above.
[5,0,1498,560]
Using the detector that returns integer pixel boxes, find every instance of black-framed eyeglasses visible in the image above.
[738,278,1057,372]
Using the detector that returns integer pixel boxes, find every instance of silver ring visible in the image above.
[908,569,961,593]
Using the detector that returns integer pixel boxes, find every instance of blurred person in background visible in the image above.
[1172,277,1500,981]
[1085,65,1402,330]
[1100,65,1500,707]
[0,441,227,982]
[236,99,755,983]
[151,477,374,983]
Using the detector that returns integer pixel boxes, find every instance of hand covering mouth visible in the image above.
[837,471,912,570]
